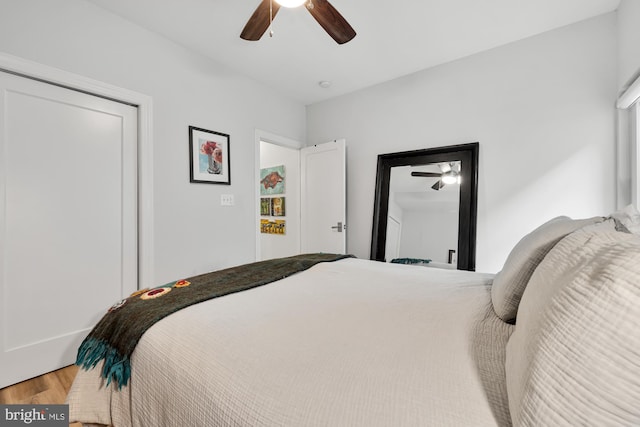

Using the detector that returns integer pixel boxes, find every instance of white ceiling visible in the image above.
[390,164,460,212]
[85,0,620,105]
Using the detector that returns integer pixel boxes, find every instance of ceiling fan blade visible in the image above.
[411,171,441,178]
[431,180,445,191]
[306,0,356,44]
[240,0,281,41]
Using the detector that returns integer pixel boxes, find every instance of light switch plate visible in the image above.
[221,194,234,206]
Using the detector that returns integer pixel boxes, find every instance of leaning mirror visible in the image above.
[370,143,478,271]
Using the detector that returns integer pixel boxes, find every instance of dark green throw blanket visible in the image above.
[76,253,353,389]
[390,258,431,265]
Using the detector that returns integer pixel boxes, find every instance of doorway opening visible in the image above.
[255,130,303,261]
[259,140,301,260]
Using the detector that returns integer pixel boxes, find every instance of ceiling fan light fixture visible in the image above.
[442,171,458,185]
[274,0,306,8]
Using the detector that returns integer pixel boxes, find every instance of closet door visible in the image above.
[0,71,138,388]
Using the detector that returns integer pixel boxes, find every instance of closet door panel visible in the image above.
[0,71,138,387]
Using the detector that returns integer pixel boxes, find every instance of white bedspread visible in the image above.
[68,258,513,426]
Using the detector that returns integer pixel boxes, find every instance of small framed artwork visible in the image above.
[259,165,285,195]
[271,197,285,216]
[189,126,230,184]
[260,219,286,235]
[260,198,271,216]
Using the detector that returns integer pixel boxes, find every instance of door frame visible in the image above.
[0,51,155,288]
[254,129,303,260]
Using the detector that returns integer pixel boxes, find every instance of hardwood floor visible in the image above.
[0,365,82,426]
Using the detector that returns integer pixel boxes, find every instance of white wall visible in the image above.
[618,0,640,91]
[259,141,300,260]
[0,0,305,283]
[307,14,618,273]
[399,209,458,264]
[387,192,404,222]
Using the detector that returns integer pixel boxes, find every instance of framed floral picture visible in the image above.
[189,126,230,184]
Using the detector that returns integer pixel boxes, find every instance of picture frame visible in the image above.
[259,165,285,195]
[260,198,271,216]
[189,126,230,184]
[260,219,286,235]
[271,197,286,216]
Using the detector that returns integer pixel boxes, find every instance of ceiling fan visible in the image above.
[411,163,461,191]
[240,0,356,45]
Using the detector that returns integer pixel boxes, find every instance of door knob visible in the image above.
[331,222,343,232]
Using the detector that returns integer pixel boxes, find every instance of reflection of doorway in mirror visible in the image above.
[448,249,457,264]
[385,215,401,262]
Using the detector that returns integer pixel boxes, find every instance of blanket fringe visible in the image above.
[76,337,131,389]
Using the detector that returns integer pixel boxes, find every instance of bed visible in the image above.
[67,208,640,427]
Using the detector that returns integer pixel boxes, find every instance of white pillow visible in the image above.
[491,216,602,322]
[505,220,640,426]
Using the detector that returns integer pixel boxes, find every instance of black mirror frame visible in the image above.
[370,142,479,271]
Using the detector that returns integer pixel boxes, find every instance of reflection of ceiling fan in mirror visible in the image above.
[240,0,356,44]
[411,162,461,191]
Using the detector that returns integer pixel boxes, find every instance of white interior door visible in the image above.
[0,71,138,388]
[301,140,346,254]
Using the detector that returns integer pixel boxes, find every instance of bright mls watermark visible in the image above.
[0,405,68,426]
